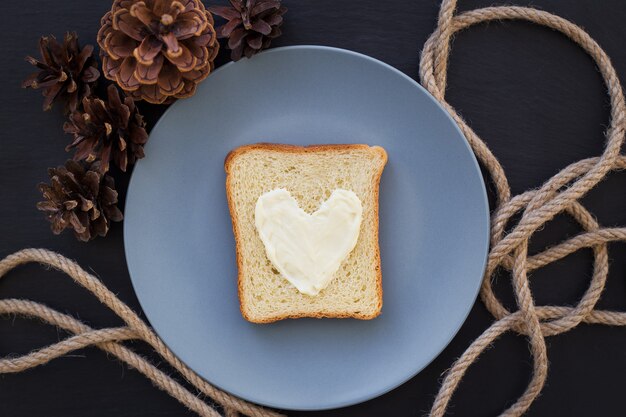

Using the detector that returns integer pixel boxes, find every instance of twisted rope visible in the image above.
[0,249,284,417]
[420,1,626,416]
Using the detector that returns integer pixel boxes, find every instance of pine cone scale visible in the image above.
[77,45,96,68]
[247,35,262,49]
[252,1,281,15]
[102,55,122,80]
[158,64,185,94]
[82,66,100,83]
[180,64,207,83]
[129,3,159,28]
[42,36,63,65]
[228,28,247,49]
[118,57,142,90]
[132,83,161,103]
[37,196,57,210]
[113,10,147,41]
[66,79,78,94]
[70,211,87,234]
[21,72,52,89]
[172,14,207,38]
[265,13,283,26]
[209,5,241,20]
[66,132,89,151]
[101,183,119,205]
[104,205,124,222]
[135,55,164,84]
[164,44,196,71]
[161,32,182,55]
[118,136,128,153]
[104,31,136,60]
[83,170,101,195]
[71,144,95,163]
[134,35,162,64]
[184,42,208,64]
[114,146,128,172]
[79,195,93,211]
[218,18,243,37]
[251,20,271,35]
[64,200,79,210]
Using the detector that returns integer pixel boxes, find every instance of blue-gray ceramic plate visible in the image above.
[124,46,489,411]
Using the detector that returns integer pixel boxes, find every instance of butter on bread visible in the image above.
[224,143,387,323]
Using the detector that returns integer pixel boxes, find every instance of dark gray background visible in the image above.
[1,1,626,416]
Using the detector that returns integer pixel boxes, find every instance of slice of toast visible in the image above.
[224,144,387,323]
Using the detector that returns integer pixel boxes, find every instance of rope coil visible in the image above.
[0,249,283,417]
[420,1,626,415]
[1,1,626,416]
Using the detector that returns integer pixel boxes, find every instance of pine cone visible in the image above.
[22,32,100,113]
[37,160,123,242]
[209,0,286,61]
[64,85,149,174]
[98,0,219,104]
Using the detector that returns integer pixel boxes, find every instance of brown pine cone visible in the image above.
[22,32,100,113]
[64,85,149,174]
[209,0,286,61]
[98,0,219,104]
[37,160,123,242]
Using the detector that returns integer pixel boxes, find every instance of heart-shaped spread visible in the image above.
[254,188,363,296]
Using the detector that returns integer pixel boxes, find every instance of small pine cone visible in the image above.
[22,32,100,113]
[37,160,123,242]
[64,84,149,174]
[98,0,219,104]
[209,0,286,61]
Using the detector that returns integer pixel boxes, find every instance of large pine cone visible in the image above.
[98,0,219,104]
[37,160,123,242]
[22,32,100,113]
[64,85,149,174]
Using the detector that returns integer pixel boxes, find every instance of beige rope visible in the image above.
[420,1,626,416]
[0,249,283,417]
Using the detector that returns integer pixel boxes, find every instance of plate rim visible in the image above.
[124,44,490,410]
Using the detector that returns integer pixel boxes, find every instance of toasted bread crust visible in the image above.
[224,143,387,323]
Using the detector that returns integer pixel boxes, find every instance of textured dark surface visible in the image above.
[1,1,626,416]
